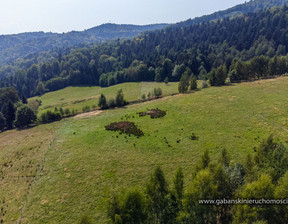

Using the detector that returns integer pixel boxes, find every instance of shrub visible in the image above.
[153,88,162,98]
[64,108,70,116]
[40,110,62,123]
[202,81,208,88]
[108,99,116,108]
[82,105,90,112]
[59,107,64,116]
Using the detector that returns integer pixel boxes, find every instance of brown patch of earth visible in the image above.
[138,109,166,119]
[74,110,103,119]
[105,121,144,137]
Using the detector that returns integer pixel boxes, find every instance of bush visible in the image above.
[141,94,146,99]
[59,107,64,116]
[64,108,70,116]
[202,81,208,88]
[108,98,116,108]
[153,88,162,98]
[82,105,91,112]
[14,105,37,128]
[40,110,62,123]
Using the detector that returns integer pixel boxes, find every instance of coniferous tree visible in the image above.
[215,64,228,85]
[178,70,190,93]
[208,68,217,86]
[174,167,184,210]
[21,95,28,104]
[164,77,169,85]
[190,74,197,90]
[122,189,147,224]
[115,89,126,107]
[98,94,107,109]
[0,112,6,131]
[1,101,15,129]
[154,70,162,82]
[146,166,169,223]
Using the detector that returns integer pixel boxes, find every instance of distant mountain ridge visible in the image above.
[177,0,288,26]
[0,0,287,77]
[0,23,168,66]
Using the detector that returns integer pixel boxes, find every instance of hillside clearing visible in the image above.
[1,77,287,223]
[32,82,179,116]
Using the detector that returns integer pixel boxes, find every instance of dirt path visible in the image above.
[74,110,103,119]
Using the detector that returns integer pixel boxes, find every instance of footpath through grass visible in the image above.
[17,77,288,223]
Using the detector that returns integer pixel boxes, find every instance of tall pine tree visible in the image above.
[1,101,15,129]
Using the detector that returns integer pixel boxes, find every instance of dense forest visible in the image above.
[1,3,288,98]
[0,23,168,68]
[178,0,288,26]
[0,0,286,72]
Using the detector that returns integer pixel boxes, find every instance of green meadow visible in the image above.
[32,82,179,115]
[1,77,288,223]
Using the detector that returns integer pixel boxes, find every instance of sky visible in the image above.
[0,0,247,35]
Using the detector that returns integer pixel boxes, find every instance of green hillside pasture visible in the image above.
[20,77,288,223]
[32,82,179,115]
[0,122,61,223]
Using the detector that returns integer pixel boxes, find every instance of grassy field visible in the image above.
[32,82,179,116]
[1,77,288,223]
[0,122,61,223]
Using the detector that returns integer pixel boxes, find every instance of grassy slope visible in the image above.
[0,122,61,223]
[1,77,287,223]
[33,82,179,115]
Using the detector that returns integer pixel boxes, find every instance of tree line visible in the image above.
[1,6,288,97]
[101,135,288,224]
[0,86,138,131]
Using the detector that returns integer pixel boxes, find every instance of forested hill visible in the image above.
[0,0,287,71]
[178,0,288,26]
[2,4,288,97]
[0,23,168,66]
